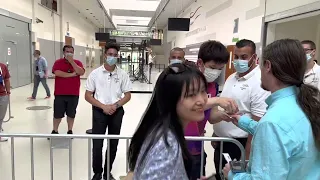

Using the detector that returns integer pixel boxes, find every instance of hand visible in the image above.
[71,72,77,77]
[216,97,239,114]
[110,104,117,112]
[102,105,116,115]
[230,114,241,126]
[223,163,231,179]
[44,74,48,78]
[65,53,74,63]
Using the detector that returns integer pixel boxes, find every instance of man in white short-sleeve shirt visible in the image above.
[85,42,132,180]
[210,39,270,180]
[301,40,320,89]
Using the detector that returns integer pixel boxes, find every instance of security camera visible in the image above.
[36,18,43,24]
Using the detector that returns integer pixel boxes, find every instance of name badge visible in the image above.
[114,77,120,83]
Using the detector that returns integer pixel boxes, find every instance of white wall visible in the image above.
[1,0,99,48]
[166,0,264,47]
[266,0,320,16]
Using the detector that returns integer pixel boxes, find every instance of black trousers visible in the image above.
[190,152,207,180]
[92,106,124,175]
[214,137,247,180]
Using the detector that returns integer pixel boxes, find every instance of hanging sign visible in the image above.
[8,48,11,56]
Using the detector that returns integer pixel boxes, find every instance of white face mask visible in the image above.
[204,68,222,82]
[169,59,183,65]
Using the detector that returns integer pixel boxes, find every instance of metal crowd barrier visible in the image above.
[0,134,245,180]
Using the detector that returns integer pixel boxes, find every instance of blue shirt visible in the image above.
[34,56,48,78]
[229,86,320,180]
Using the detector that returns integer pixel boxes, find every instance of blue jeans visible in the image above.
[32,75,50,98]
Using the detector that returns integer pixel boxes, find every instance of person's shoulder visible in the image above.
[54,58,64,64]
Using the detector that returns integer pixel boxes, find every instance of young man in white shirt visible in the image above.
[85,42,132,180]
[210,39,270,180]
[301,40,320,89]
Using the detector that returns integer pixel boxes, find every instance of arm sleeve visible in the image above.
[230,121,290,180]
[238,116,258,135]
[85,72,95,92]
[52,61,58,74]
[3,65,10,79]
[41,58,48,70]
[250,85,270,117]
[121,73,132,93]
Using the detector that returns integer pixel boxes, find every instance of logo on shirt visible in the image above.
[240,84,249,90]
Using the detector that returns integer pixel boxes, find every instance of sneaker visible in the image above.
[104,173,116,180]
[44,96,51,99]
[92,173,102,180]
[48,130,59,140]
[27,97,36,101]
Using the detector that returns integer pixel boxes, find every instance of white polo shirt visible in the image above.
[85,65,132,105]
[213,66,270,138]
[304,62,320,90]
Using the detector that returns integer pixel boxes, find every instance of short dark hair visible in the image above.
[301,40,316,50]
[198,40,229,64]
[34,50,41,55]
[63,45,74,52]
[170,47,185,55]
[236,39,256,54]
[105,42,120,53]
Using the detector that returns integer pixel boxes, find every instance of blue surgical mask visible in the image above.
[169,59,183,65]
[306,53,312,62]
[106,56,117,66]
[233,59,250,73]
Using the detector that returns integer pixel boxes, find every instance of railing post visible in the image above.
[50,138,54,180]
[107,138,110,180]
[148,63,152,84]
[11,137,15,180]
[69,138,73,180]
[88,138,92,180]
[126,139,129,172]
[200,141,204,178]
[30,137,35,180]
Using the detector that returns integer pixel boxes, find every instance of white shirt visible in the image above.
[304,62,320,90]
[85,65,132,105]
[213,66,270,138]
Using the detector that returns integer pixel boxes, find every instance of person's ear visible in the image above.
[196,59,203,66]
[265,60,272,73]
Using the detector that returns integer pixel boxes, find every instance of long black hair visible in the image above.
[128,63,207,175]
[263,39,320,149]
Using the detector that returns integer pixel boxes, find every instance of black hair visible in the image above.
[128,63,207,176]
[63,45,74,52]
[236,39,256,54]
[105,42,120,53]
[301,40,316,50]
[198,40,229,64]
[263,39,320,149]
[34,50,41,55]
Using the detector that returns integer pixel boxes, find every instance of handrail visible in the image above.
[0,133,245,180]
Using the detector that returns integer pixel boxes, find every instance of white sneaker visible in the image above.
[0,137,8,142]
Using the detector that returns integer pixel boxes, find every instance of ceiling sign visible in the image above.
[8,48,11,56]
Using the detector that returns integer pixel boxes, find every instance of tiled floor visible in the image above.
[0,69,217,180]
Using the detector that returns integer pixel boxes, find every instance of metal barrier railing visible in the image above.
[0,134,245,180]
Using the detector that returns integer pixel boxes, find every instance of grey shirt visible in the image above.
[133,130,189,180]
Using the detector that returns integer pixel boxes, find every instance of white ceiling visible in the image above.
[66,0,196,31]
[66,0,115,29]
[149,0,195,29]
[101,0,161,27]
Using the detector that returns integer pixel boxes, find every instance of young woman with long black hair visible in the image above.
[128,62,238,179]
